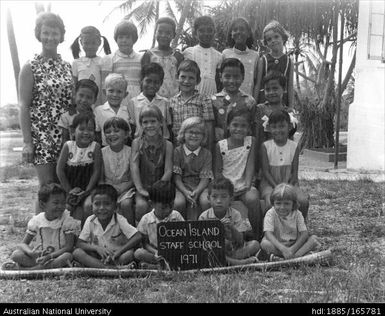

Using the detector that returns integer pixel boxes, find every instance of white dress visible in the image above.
[183,45,223,96]
[218,136,252,192]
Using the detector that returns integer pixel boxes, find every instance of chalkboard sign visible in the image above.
[157,220,226,270]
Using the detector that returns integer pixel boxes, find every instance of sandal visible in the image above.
[1,261,20,270]
[269,254,284,262]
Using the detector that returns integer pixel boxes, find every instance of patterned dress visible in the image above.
[29,54,73,165]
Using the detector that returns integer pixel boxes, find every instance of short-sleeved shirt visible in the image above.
[58,111,77,131]
[79,213,138,252]
[263,208,307,247]
[127,92,171,139]
[199,207,248,233]
[101,50,142,99]
[94,102,131,146]
[173,145,213,191]
[169,91,215,138]
[211,89,257,141]
[137,209,184,248]
[27,210,80,252]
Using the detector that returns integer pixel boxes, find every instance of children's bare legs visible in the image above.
[73,248,135,268]
[35,163,57,214]
[296,188,310,222]
[135,193,150,224]
[118,198,134,225]
[134,248,158,264]
[11,249,72,269]
[239,187,263,241]
[226,240,260,266]
[174,190,187,219]
[71,196,93,227]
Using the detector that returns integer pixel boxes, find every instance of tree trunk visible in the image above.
[7,9,20,96]
[151,1,160,48]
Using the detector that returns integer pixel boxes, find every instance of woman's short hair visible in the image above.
[263,20,290,45]
[139,104,164,125]
[226,17,253,49]
[220,58,245,77]
[156,17,176,36]
[114,20,138,43]
[104,73,128,91]
[270,183,298,210]
[38,183,66,203]
[35,12,66,43]
[75,79,99,100]
[177,60,201,82]
[177,116,206,145]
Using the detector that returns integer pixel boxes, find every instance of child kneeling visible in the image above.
[199,178,260,266]
[261,183,320,261]
[4,184,80,270]
[73,184,141,268]
[134,181,184,269]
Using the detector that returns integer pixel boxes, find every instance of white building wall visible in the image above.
[347,0,385,172]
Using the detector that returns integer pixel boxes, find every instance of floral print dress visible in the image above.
[30,54,73,165]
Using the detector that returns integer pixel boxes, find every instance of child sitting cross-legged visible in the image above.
[261,183,320,262]
[73,184,141,268]
[134,181,184,270]
[2,184,80,270]
[199,178,260,266]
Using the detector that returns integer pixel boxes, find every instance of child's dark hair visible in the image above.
[114,20,138,43]
[90,184,118,204]
[177,60,201,82]
[139,104,164,126]
[268,109,291,125]
[38,183,66,203]
[103,116,130,133]
[141,62,165,83]
[71,113,96,130]
[193,16,215,34]
[70,26,111,59]
[220,58,245,77]
[149,181,176,205]
[156,17,176,36]
[263,70,286,89]
[263,20,289,46]
[208,177,234,197]
[226,108,252,128]
[75,79,99,100]
[226,17,253,48]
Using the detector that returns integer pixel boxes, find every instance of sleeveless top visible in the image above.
[29,54,73,165]
[218,136,252,192]
[64,140,96,190]
[147,50,180,98]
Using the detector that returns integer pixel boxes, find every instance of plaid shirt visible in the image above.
[169,91,215,137]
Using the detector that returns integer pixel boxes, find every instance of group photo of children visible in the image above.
[2,9,323,272]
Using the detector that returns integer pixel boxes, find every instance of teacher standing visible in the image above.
[19,12,73,206]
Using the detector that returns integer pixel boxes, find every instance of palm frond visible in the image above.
[103,0,138,23]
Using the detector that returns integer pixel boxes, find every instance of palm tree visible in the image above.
[104,0,202,48]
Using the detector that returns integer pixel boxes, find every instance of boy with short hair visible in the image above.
[101,20,142,104]
[134,181,184,269]
[169,60,215,149]
[211,58,258,142]
[94,73,131,146]
[199,178,260,266]
[127,62,172,140]
[73,184,141,268]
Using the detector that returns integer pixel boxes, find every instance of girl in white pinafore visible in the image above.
[214,109,263,240]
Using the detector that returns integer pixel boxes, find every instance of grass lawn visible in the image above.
[0,164,384,303]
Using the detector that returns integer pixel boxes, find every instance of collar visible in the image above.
[208,207,231,220]
[102,101,125,111]
[116,49,136,59]
[183,144,201,156]
[175,90,199,100]
[137,92,163,102]
[214,89,247,99]
[233,47,250,55]
[142,136,163,149]
[147,209,174,224]
[91,213,117,230]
